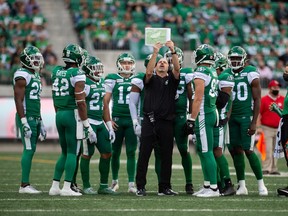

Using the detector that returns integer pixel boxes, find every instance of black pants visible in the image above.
[136,117,174,191]
[281,116,288,166]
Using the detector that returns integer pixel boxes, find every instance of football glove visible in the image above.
[133,119,141,137]
[82,120,97,144]
[106,121,115,143]
[218,117,228,127]
[39,120,47,141]
[185,118,195,135]
[21,117,32,139]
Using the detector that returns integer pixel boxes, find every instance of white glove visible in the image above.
[21,117,32,139]
[133,119,141,137]
[191,134,196,145]
[106,121,115,143]
[39,120,47,141]
[83,120,97,144]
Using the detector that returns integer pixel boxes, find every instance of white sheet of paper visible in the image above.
[145,28,171,46]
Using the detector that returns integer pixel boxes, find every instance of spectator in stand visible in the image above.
[257,80,284,175]
[275,2,288,26]
[258,59,273,88]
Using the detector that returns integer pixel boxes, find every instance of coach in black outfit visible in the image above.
[136,41,180,196]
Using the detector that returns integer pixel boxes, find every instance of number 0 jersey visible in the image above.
[13,67,42,117]
[84,77,106,121]
[52,66,86,111]
[193,65,218,115]
[104,73,134,117]
[224,65,259,117]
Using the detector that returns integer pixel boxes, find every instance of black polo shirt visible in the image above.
[143,72,179,121]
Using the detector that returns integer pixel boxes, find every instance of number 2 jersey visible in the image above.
[104,73,134,117]
[223,65,259,117]
[13,67,42,117]
[51,66,86,111]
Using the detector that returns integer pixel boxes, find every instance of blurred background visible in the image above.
[0,0,288,139]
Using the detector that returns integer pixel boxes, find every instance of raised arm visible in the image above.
[166,40,180,79]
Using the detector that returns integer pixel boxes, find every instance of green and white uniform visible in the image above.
[51,65,86,182]
[105,73,137,183]
[193,65,218,185]
[14,68,42,184]
[174,67,193,185]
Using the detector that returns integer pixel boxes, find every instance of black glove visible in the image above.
[185,119,195,135]
[218,117,228,127]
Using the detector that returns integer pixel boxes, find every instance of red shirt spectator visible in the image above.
[260,80,284,128]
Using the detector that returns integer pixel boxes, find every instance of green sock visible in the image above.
[201,152,217,184]
[53,154,66,181]
[64,153,77,182]
[246,152,263,180]
[215,155,231,180]
[233,153,245,181]
[99,157,110,185]
[21,150,34,183]
[181,152,193,184]
[127,154,136,183]
[198,152,209,181]
[111,152,120,180]
[80,157,91,189]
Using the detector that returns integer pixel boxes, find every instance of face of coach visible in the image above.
[155,58,169,76]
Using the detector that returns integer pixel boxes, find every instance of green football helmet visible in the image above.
[144,53,163,68]
[214,52,227,71]
[62,43,83,66]
[81,48,89,66]
[193,44,215,65]
[164,46,184,66]
[20,46,43,71]
[158,46,170,57]
[116,53,135,74]
[227,46,247,70]
[82,56,104,81]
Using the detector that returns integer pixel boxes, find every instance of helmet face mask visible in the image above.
[214,52,227,71]
[227,46,247,70]
[20,46,43,71]
[82,56,104,81]
[116,53,135,74]
[193,44,215,66]
[62,44,84,66]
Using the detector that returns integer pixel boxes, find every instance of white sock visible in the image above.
[51,180,60,189]
[210,184,218,190]
[112,179,118,185]
[62,181,71,190]
[258,179,265,189]
[128,182,135,187]
[204,181,210,187]
[238,180,246,188]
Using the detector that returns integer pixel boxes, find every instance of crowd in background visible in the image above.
[1,0,288,88]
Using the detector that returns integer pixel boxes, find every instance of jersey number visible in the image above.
[233,82,248,101]
[30,82,41,99]
[117,86,131,104]
[89,92,102,111]
[52,78,69,96]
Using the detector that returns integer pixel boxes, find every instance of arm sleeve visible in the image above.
[216,91,230,109]
[129,92,140,121]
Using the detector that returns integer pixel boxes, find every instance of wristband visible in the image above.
[82,119,90,128]
[106,121,113,131]
[21,117,27,124]
[188,118,195,121]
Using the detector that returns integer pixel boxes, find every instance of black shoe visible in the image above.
[221,184,236,196]
[158,188,178,196]
[136,188,146,196]
[185,183,194,195]
[277,186,288,197]
[262,170,270,175]
[71,183,82,193]
[270,171,281,175]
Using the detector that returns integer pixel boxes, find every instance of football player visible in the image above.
[189,44,220,197]
[49,44,96,196]
[103,53,138,193]
[225,46,268,196]
[79,56,117,195]
[213,52,235,196]
[14,46,46,194]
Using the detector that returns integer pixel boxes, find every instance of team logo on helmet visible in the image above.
[20,46,43,71]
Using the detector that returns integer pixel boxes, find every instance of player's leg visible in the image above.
[125,118,138,193]
[110,117,124,191]
[174,114,193,194]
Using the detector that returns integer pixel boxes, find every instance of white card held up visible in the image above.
[145,28,171,46]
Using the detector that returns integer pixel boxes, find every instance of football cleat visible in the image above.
[259,186,268,196]
[111,182,119,192]
[193,186,210,196]
[185,183,194,195]
[236,186,248,195]
[19,185,41,194]
[71,183,82,193]
[60,188,82,196]
[221,184,236,196]
[158,188,178,196]
[196,188,220,198]
[277,186,288,197]
[136,188,146,196]
[98,187,119,195]
[48,187,61,196]
[128,185,137,193]
[83,187,97,195]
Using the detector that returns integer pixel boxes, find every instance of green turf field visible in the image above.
[0,144,288,216]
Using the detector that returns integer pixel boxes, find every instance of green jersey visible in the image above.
[104,73,134,117]
[13,67,42,117]
[224,65,259,117]
[282,89,288,116]
[131,72,145,118]
[217,71,234,120]
[51,66,86,111]
[84,77,106,121]
[176,67,193,114]
[193,65,218,115]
